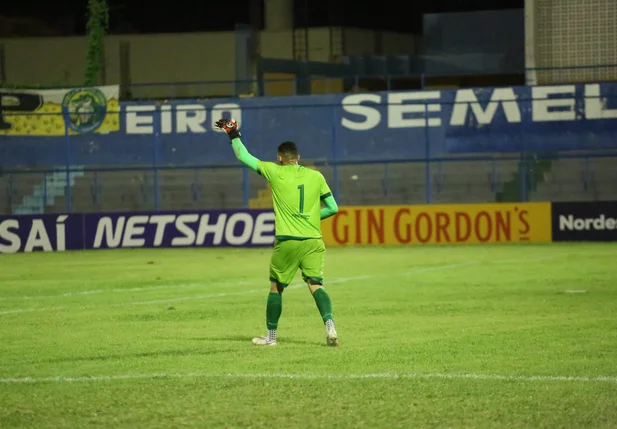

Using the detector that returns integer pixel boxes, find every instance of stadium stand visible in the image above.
[529,155,617,202]
[1,156,528,213]
[1,152,614,214]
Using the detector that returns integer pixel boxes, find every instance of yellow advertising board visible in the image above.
[0,85,120,136]
[321,203,552,246]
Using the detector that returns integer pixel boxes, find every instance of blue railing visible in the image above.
[1,151,616,215]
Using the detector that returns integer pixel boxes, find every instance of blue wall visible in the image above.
[1,83,617,168]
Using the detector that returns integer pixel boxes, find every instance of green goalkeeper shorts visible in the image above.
[269,238,326,287]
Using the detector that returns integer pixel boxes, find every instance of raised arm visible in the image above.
[231,138,259,172]
[214,118,260,173]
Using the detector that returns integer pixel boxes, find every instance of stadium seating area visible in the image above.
[529,156,617,202]
[1,154,613,215]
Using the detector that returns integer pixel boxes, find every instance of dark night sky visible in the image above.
[2,0,523,36]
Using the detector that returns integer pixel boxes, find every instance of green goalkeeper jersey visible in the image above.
[257,160,332,240]
[228,137,338,241]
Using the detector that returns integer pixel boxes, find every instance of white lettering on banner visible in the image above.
[0,215,68,254]
[559,214,617,231]
[585,84,617,119]
[125,106,155,134]
[225,213,254,245]
[55,216,68,251]
[160,105,172,134]
[125,103,242,134]
[532,86,577,122]
[91,213,276,249]
[93,217,124,248]
[176,105,206,133]
[150,215,176,246]
[341,94,381,131]
[171,214,200,246]
[340,84,617,130]
[388,92,442,128]
[0,219,20,253]
[122,216,149,247]
[450,88,521,126]
[196,214,227,245]
[252,213,277,244]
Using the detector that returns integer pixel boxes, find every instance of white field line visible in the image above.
[0,255,559,302]
[0,280,255,301]
[0,307,66,316]
[0,371,615,385]
[129,285,302,306]
[0,262,472,303]
[0,262,470,314]
[128,261,478,306]
[0,256,558,315]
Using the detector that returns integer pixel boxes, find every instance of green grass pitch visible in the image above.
[1,243,616,428]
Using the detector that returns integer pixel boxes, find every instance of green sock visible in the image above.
[266,292,282,330]
[312,288,333,323]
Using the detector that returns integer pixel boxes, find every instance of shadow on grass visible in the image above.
[192,334,325,347]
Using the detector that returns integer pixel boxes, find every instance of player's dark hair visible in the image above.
[277,141,298,159]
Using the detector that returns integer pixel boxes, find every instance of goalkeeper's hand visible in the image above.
[214,118,241,141]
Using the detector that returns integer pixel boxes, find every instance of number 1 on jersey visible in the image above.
[297,184,305,213]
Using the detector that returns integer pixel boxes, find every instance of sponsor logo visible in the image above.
[91,212,275,248]
[0,215,69,253]
[559,214,617,231]
[340,84,617,130]
[321,203,551,246]
[62,88,109,133]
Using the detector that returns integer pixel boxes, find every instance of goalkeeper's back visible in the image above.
[256,161,332,240]
[211,122,339,238]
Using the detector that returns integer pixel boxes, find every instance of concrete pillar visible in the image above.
[264,0,293,31]
[524,0,538,85]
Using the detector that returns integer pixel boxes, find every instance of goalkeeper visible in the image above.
[215,119,340,347]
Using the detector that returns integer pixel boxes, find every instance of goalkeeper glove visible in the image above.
[214,118,241,142]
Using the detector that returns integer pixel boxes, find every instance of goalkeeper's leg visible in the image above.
[301,239,339,347]
[252,241,296,346]
[252,281,284,346]
[307,280,338,347]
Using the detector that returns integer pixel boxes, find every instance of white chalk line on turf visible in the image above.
[128,261,479,306]
[0,263,463,314]
[0,371,615,385]
[0,255,558,302]
[0,280,257,301]
[0,261,469,309]
[0,256,557,315]
[0,306,65,316]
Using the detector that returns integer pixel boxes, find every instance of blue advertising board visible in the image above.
[1,83,617,167]
[0,210,276,253]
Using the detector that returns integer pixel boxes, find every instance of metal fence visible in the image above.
[1,152,616,215]
[1,69,617,215]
